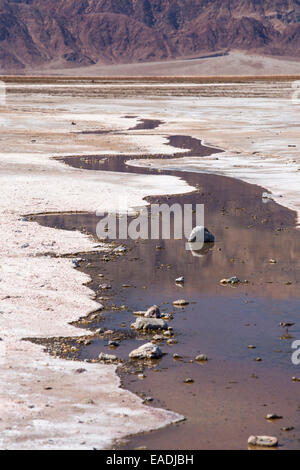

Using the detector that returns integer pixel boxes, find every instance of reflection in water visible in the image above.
[187,241,214,257]
[35,167,299,300]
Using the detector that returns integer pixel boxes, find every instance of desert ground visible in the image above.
[23,51,300,77]
[0,77,300,449]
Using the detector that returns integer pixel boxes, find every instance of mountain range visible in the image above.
[1,0,300,72]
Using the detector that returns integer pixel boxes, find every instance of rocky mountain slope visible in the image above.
[1,0,300,72]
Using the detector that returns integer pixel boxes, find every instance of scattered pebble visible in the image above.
[184,378,194,384]
[152,334,164,341]
[131,317,168,331]
[114,245,127,253]
[173,299,189,307]
[133,311,146,316]
[98,352,118,362]
[262,192,273,201]
[163,330,174,337]
[173,354,182,360]
[266,414,283,420]
[220,276,240,285]
[161,313,173,320]
[129,342,163,359]
[104,330,114,336]
[167,339,177,345]
[248,435,278,447]
[72,259,81,268]
[280,322,295,328]
[143,397,153,403]
[99,284,112,290]
[195,354,208,362]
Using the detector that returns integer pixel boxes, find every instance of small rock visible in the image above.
[173,353,182,360]
[133,311,146,316]
[281,426,294,432]
[184,378,194,384]
[161,313,173,320]
[72,258,82,268]
[175,276,184,283]
[145,305,161,318]
[195,354,208,362]
[167,339,177,345]
[248,435,278,447]
[173,299,189,307]
[104,330,114,336]
[152,334,164,341]
[108,341,119,348]
[220,276,240,285]
[163,330,174,337]
[131,317,168,331]
[99,284,112,290]
[266,414,283,420]
[143,397,153,403]
[280,322,295,328]
[114,245,127,253]
[98,352,117,362]
[129,342,163,360]
[248,345,256,349]
[262,192,273,201]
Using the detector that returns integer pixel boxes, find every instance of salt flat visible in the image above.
[0,78,299,449]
